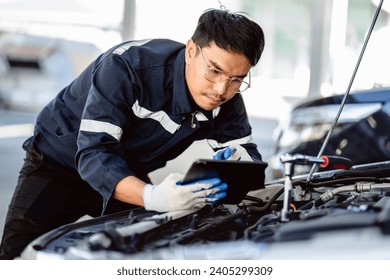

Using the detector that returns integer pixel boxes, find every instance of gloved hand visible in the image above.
[142,173,228,212]
[213,143,253,161]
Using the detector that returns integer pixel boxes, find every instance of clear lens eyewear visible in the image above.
[197,44,251,94]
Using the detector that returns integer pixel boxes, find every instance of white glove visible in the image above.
[213,143,253,161]
[142,173,228,212]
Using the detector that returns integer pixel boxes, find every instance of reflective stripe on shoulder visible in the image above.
[132,100,180,134]
[113,39,152,55]
[80,119,123,141]
[207,135,253,149]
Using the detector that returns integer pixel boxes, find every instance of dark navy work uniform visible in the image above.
[0,39,262,259]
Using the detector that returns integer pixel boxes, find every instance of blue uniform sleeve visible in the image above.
[75,54,136,211]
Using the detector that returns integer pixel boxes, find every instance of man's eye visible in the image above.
[230,78,243,84]
[210,68,221,75]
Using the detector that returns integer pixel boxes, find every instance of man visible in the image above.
[0,8,265,259]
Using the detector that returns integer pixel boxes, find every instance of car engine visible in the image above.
[19,159,390,260]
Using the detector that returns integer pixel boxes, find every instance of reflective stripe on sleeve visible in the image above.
[207,135,253,149]
[80,119,123,141]
[132,100,180,134]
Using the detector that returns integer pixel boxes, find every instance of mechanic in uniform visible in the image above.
[0,8,265,259]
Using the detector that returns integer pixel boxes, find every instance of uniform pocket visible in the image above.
[55,127,78,147]
[131,118,159,137]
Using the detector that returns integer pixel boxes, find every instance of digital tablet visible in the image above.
[181,159,268,204]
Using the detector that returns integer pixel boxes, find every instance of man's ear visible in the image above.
[185,39,197,64]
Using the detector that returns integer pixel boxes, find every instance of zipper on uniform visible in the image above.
[190,111,197,128]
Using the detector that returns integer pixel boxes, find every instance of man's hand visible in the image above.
[142,173,228,212]
[213,143,253,161]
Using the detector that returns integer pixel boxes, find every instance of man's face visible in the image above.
[185,40,251,111]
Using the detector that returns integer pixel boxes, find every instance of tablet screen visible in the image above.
[181,159,268,204]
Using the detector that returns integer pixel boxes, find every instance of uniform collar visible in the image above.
[172,49,214,120]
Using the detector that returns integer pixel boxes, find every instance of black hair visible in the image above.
[191,8,265,66]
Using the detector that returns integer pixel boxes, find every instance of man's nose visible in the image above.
[213,79,229,95]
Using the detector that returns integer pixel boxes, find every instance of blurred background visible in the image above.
[1,0,390,240]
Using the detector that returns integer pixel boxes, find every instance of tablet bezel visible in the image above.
[181,159,268,204]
